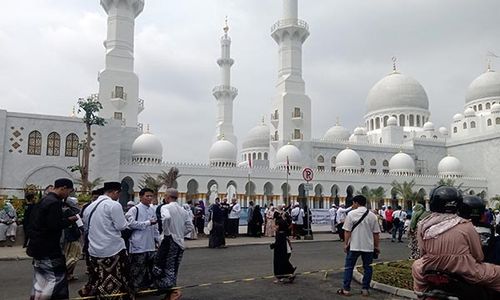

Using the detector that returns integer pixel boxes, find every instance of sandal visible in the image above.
[336,289,351,296]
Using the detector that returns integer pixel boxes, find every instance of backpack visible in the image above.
[156,203,165,234]
[121,206,139,243]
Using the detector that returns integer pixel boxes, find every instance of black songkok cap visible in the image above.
[54,178,74,190]
[103,181,122,192]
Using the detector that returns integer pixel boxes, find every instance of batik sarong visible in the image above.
[64,241,82,276]
[153,235,184,291]
[31,256,68,300]
[79,250,130,300]
[129,251,156,292]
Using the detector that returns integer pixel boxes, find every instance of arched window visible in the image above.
[486,103,491,109]
[244,153,247,160]
[453,127,457,133]
[370,159,376,166]
[27,130,42,155]
[473,105,477,111]
[421,135,426,138]
[409,115,415,126]
[383,116,389,127]
[488,119,492,126]
[370,119,374,131]
[478,104,483,111]
[46,132,60,156]
[331,156,336,164]
[382,160,389,167]
[65,133,79,157]
[375,117,380,129]
[416,115,421,127]
[496,118,500,125]
[257,152,262,160]
[470,121,476,129]
[252,152,256,160]
[360,158,364,166]
[463,122,467,129]
[317,155,324,163]
[399,114,405,126]
[264,152,268,160]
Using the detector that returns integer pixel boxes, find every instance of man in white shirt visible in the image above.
[79,181,130,298]
[126,188,159,294]
[227,198,241,238]
[329,204,338,233]
[391,205,407,243]
[291,203,304,240]
[154,188,194,299]
[338,195,380,296]
[336,204,351,242]
[378,205,387,232]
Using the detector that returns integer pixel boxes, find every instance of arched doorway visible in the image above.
[245,181,256,207]
[331,185,339,206]
[281,183,291,205]
[346,185,355,207]
[207,179,218,204]
[120,177,134,208]
[314,184,324,208]
[186,179,199,202]
[264,182,274,204]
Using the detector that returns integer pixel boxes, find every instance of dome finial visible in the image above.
[223,16,229,34]
[221,132,225,140]
[487,51,498,72]
[392,56,398,73]
[336,116,340,126]
[261,115,265,124]
[146,124,150,133]
[70,106,76,118]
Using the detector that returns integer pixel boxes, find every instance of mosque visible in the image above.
[1,0,498,210]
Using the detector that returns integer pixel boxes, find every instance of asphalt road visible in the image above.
[0,239,410,300]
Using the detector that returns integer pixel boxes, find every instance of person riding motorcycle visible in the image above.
[412,186,500,295]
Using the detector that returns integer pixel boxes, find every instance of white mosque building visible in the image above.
[1,0,498,210]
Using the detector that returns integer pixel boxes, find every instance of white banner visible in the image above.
[311,209,330,225]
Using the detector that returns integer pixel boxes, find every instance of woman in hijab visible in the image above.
[408,203,430,259]
[272,209,296,283]
[183,204,197,240]
[208,199,226,248]
[250,205,264,237]
[264,204,276,237]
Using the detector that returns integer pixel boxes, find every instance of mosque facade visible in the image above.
[1,0,498,209]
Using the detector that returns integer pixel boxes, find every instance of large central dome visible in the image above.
[465,69,500,104]
[366,72,429,114]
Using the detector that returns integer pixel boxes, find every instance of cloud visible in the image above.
[1,0,499,164]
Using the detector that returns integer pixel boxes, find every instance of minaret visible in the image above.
[212,18,238,145]
[98,0,144,128]
[270,0,311,167]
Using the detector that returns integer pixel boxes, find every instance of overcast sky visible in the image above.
[1,0,499,163]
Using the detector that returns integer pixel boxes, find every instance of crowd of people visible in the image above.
[17,175,500,299]
[24,179,192,300]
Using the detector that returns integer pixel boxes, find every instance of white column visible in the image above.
[283,0,298,19]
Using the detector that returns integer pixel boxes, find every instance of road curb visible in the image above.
[352,261,418,299]
[0,256,31,261]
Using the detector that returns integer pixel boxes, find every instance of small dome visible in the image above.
[132,132,163,163]
[491,103,500,113]
[465,70,500,103]
[323,125,350,141]
[366,72,429,114]
[464,107,475,118]
[387,116,398,126]
[209,139,237,166]
[423,121,435,131]
[439,127,449,136]
[276,144,302,169]
[353,127,366,135]
[336,148,361,172]
[438,156,463,177]
[242,122,270,149]
[453,113,464,122]
[389,152,415,174]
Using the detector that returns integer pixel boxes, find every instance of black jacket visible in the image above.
[27,192,71,259]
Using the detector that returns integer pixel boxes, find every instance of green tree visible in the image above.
[435,178,469,194]
[357,187,386,205]
[138,174,163,196]
[158,167,180,189]
[69,96,106,193]
[391,180,417,208]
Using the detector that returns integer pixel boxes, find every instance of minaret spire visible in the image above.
[269,0,311,168]
[98,0,145,128]
[212,17,238,145]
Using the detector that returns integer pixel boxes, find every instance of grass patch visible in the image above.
[357,260,414,290]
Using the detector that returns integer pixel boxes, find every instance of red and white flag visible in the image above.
[286,156,290,175]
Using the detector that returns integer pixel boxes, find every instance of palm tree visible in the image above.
[391,180,417,209]
[138,174,163,195]
[158,167,180,189]
[435,178,469,194]
[357,187,386,208]
[74,177,104,192]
